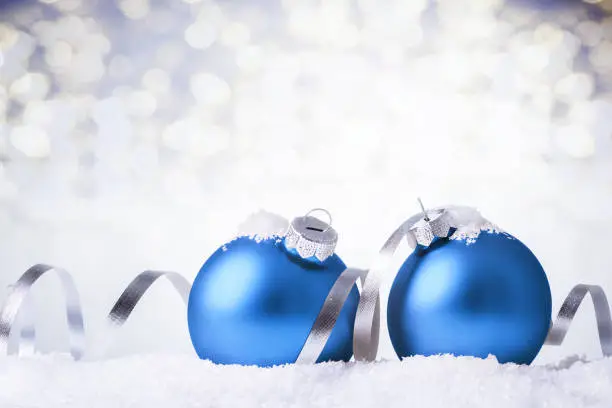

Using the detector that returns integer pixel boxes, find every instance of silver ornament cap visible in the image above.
[408,198,454,247]
[283,208,338,262]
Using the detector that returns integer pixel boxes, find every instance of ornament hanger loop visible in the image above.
[304,208,333,232]
[417,197,430,221]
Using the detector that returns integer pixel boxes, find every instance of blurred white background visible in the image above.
[1,0,612,364]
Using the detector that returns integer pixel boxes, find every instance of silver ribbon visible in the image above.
[107,270,191,326]
[91,270,191,359]
[0,264,86,360]
[545,284,612,356]
[302,210,430,362]
[296,267,372,364]
[0,265,190,360]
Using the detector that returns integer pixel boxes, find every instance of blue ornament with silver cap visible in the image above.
[187,209,360,367]
[387,201,553,365]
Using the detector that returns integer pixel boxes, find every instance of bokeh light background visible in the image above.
[1,0,612,364]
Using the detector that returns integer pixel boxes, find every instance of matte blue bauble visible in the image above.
[387,232,552,365]
[188,236,360,367]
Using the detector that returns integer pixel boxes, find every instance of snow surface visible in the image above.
[1,354,611,408]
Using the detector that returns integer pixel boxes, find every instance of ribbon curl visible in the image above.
[544,284,612,357]
[296,267,375,364]
[0,264,85,360]
[0,264,190,360]
[306,209,433,362]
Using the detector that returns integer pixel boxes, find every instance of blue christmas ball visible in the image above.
[188,235,360,367]
[387,231,552,365]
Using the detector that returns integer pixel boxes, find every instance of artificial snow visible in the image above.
[0,354,611,408]
[443,206,506,244]
[235,210,289,240]
[450,221,508,245]
[222,210,289,248]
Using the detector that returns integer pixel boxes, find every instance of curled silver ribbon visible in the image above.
[91,270,191,359]
[303,209,432,362]
[296,267,372,364]
[545,284,612,356]
[0,264,191,360]
[0,264,86,360]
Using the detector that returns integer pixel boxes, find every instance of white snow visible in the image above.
[1,353,611,408]
[223,210,289,247]
[441,206,508,244]
[450,222,508,245]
